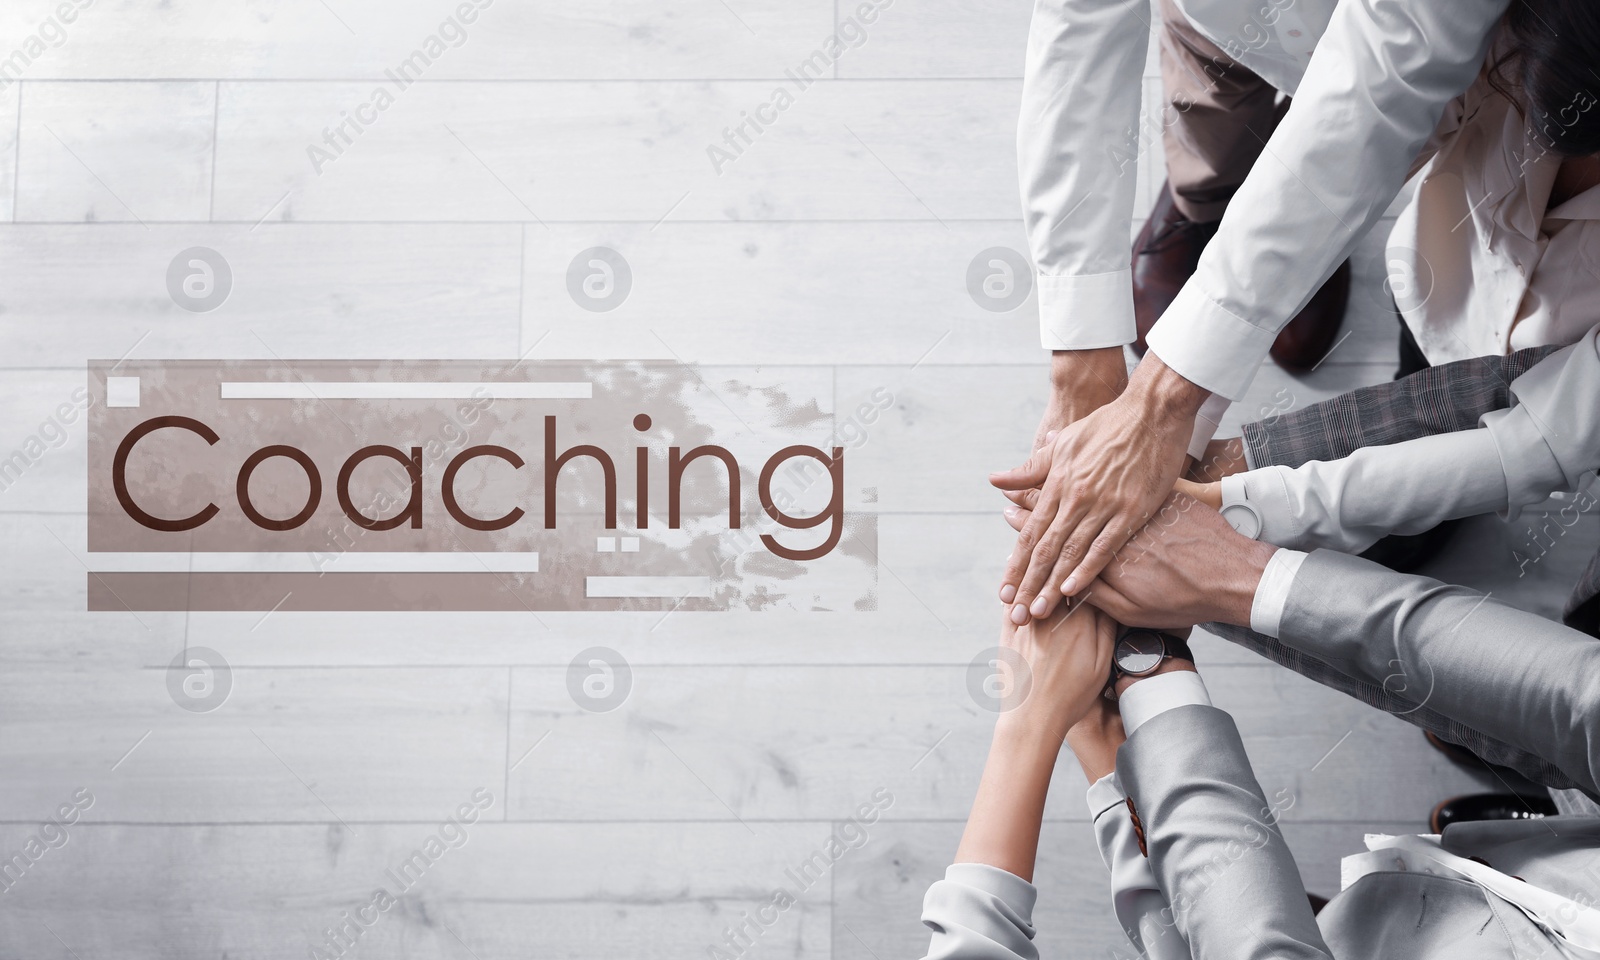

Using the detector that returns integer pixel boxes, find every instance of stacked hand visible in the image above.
[994,600,1119,745]
[992,356,1209,624]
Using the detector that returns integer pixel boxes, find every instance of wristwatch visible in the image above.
[1110,628,1195,683]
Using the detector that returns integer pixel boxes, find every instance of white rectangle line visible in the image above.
[88,552,540,574]
[586,576,712,599]
[221,382,592,400]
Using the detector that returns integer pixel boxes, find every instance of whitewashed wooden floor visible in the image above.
[1,2,1594,957]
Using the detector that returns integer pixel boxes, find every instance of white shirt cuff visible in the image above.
[1249,548,1309,637]
[1086,770,1126,818]
[1117,669,1211,736]
[1145,280,1276,401]
[1187,394,1232,460]
[1037,270,1136,350]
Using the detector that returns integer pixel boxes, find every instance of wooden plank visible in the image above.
[521,221,1043,366]
[505,658,1498,822]
[0,224,521,367]
[0,663,508,821]
[212,80,1022,223]
[0,821,832,959]
[0,0,836,80]
[837,2,1165,79]
[835,0,1033,78]
[0,84,16,221]
[0,369,89,513]
[17,81,214,222]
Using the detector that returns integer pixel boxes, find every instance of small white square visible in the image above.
[620,537,640,553]
[596,537,616,552]
[107,377,141,408]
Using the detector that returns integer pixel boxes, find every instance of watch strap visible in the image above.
[1161,632,1195,665]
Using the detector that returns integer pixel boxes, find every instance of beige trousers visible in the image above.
[1158,0,1290,223]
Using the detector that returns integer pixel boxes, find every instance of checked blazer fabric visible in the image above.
[1207,343,1597,795]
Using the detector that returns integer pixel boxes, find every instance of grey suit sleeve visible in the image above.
[1117,704,1332,960]
[1278,550,1600,797]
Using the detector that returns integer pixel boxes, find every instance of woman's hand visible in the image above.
[994,600,1119,746]
[1186,436,1248,482]
[1063,694,1124,785]
[955,603,1118,881]
[1172,477,1222,509]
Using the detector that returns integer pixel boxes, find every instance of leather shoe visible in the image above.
[1131,180,1350,371]
[1430,793,1558,835]
[1131,183,1216,355]
[1270,259,1350,372]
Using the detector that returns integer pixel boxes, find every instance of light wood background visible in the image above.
[0,1,1593,957]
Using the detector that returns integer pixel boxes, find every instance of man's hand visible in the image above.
[1032,348,1128,451]
[993,355,1209,624]
[1082,491,1277,630]
[994,601,1119,747]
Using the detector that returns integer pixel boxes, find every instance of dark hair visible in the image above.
[1489,1,1600,157]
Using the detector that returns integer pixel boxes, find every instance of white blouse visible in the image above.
[1388,65,1600,364]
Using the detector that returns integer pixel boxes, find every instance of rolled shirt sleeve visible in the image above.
[1489,326,1600,516]
[1146,0,1509,399]
[1019,0,1151,351]
[920,863,1040,960]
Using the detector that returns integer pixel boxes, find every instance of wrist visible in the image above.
[1128,351,1209,421]
[1048,348,1128,416]
[1065,711,1124,783]
[1217,539,1280,628]
[993,711,1070,765]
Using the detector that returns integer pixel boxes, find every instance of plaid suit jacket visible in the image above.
[1212,344,1600,793]
[1240,344,1597,631]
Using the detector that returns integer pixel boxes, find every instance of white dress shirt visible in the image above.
[1218,327,1600,554]
[1020,0,1508,414]
[1389,63,1600,365]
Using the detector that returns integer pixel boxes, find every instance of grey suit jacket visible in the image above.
[921,549,1600,959]
[1132,548,1600,958]
[1221,343,1600,791]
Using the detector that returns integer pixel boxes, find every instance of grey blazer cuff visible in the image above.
[1118,704,1330,960]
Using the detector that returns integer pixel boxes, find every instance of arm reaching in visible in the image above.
[1180,329,1600,554]
[1085,490,1600,797]
[919,604,1117,960]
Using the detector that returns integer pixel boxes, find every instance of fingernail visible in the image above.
[1061,576,1077,596]
[1030,596,1049,617]
[999,584,1016,603]
[1010,604,1029,625]
[1004,506,1018,518]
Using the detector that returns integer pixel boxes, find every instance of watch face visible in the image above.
[1115,630,1165,676]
